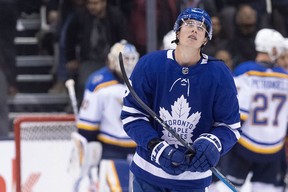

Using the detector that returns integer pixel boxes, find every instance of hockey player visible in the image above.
[215,28,288,192]
[277,38,288,72]
[121,7,241,192]
[77,40,139,160]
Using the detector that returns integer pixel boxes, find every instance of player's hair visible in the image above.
[173,8,212,40]
[254,28,285,61]
[108,40,139,77]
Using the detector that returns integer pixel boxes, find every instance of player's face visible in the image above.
[123,54,138,77]
[109,53,138,78]
[177,19,207,48]
[277,51,288,71]
[86,0,107,17]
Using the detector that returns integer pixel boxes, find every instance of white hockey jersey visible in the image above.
[77,67,136,148]
[234,61,288,155]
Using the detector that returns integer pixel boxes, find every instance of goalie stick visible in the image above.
[65,79,79,116]
[118,52,238,192]
[65,79,103,192]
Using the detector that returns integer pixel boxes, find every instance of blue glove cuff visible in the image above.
[194,133,222,152]
[151,141,170,164]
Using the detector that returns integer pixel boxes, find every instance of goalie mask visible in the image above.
[108,40,139,77]
[173,7,212,40]
[254,28,285,62]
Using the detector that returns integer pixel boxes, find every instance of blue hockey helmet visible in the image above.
[173,8,212,40]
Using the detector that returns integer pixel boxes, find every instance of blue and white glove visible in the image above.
[151,141,190,175]
[190,133,222,172]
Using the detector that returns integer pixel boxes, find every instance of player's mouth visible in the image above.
[188,35,197,40]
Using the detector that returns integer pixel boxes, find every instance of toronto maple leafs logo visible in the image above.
[159,95,201,146]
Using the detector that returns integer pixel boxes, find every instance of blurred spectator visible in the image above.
[49,0,85,94]
[235,4,257,37]
[37,0,60,55]
[276,38,288,72]
[182,0,201,8]
[200,0,227,16]
[50,0,131,103]
[271,0,288,37]
[107,0,133,21]
[218,0,269,40]
[0,0,19,137]
[202,14,229,57]
[215,49,234,70]
[0,70,9,138]
[229,4,259,67]
[18,0,42,15]
[129,0,180,56]
[0,0,18,96]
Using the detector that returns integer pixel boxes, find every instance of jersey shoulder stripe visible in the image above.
[246,70,288,78]
[94,80,119,92]
[85,67,119,92]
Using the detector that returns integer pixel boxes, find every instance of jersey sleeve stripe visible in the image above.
[122,106,149,116]
[122,116,149,125]
[98,134,137,147]
[213,122,241,129]
[78,118,100,124]
[77,123,100,131]
[213,122,241,139]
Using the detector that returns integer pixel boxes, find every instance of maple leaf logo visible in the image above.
[159,95,201,145]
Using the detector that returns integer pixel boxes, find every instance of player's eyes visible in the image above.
[196,26,204,32]
[186,22,204,31]
[182,19,206,32]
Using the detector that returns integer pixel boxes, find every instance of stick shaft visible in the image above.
[65,79,78,116]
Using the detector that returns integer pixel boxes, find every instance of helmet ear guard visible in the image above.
[108,40,139,77]
[173,8,213,40]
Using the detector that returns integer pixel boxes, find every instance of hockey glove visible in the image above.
[190,133,222,172]
[151,141,190,175]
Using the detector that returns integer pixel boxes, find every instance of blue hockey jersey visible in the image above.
[121,50,241,189]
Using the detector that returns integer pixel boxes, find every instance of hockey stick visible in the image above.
[65,79,79,116]
[119,52,238,192]
[65,79,85,191]
[65,79,102,192]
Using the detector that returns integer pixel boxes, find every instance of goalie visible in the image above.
[69,40,139,191]
[76,40,139,160]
